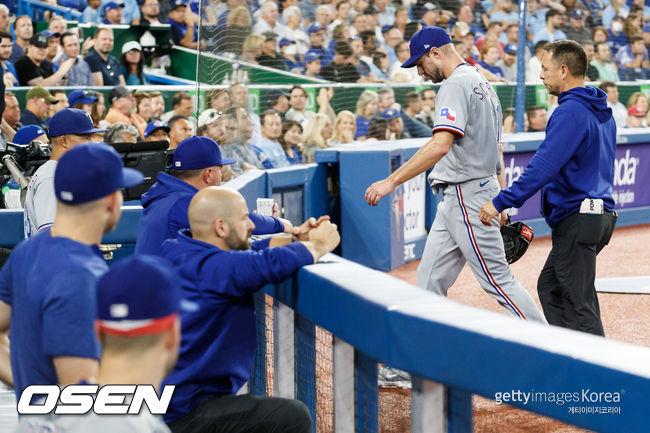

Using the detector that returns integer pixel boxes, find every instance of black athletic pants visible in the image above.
[537,211,617,336]
[167,393,312,433]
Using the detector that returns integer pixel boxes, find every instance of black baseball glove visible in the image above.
[500,217,534,264]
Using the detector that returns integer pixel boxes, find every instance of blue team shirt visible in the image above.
[161,229,313,422]
[135,172,285,255]
[0,230,105,399]
[2,60,18,86]
[355,116,371,139]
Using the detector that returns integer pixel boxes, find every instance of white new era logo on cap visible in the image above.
[175,161,181,167]
[424,44,430,48]
[60,191,73,201]
[110,304,129,318]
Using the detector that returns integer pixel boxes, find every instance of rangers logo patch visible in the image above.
[440,108,456,122]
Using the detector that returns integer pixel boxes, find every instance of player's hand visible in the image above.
[308,221,340,256]
[293,215,330,241]
[365,178,396,207]
[81,37,94,55]
[498,211,509,227]
[478,201,499,226]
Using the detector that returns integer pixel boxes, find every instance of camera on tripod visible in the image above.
[1,140,52,208]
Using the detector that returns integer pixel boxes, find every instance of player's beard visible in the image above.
[225,230,252,251]
[424,65,445,83]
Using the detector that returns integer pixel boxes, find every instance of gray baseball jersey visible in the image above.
[24,160,58,239]
[429,63,501,189]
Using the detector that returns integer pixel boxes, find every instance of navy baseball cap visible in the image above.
[170,0,187,10]
[13,125,47,145]
[173,136,236,169]
[97,255,181,337]
[41,30,60,39]
[382,108,400,120]
[304,51,323,63]
[55,142,143,204]
[144,120,171,138]
[308,24,325,34]
[49,108,107,137]
[279,38,295,48]
[504,43,518,55]
[421,2,440,15]
[68,89,98,106]
[569,8,585,19]
[104,1,124,11]
[401,26,452,68]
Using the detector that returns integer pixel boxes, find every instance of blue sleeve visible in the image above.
[209,243,314,297]
[251,237,271,250]
[493,106,586,212]
[0,252,13,305]
[168,197,192,240]
[249,211,285,235]
[41,270,101,359]
[401,110,432,138]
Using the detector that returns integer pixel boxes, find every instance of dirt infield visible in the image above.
[385,223,650,433]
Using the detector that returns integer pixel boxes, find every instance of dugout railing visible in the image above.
[1,165,650,432]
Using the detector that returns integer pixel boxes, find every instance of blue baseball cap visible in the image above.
[41,30,60,39]
[304,51,323,63]
[382,108,401,120]
[569,8,585,19]
[279,38,295,49]
[68,89,98,106]
[173,136,236,169]
[504,43,517,55]
[97,255,181,336]
[171,0,187,10]
[144,120,171,138]
[104,0,124,11]
[49,108,107,138]
[55,142,143,204]
[13,125,47,145]
[308,24,325,35]
[401,26,452,68]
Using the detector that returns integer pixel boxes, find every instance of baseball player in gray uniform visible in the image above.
[365,27,546,323]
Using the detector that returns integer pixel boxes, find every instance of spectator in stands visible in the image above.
[15,34,73,86]
[140,0,162,25]
[102,1,124,25]
[363,7,382,42]
[303,51,323,79]
[599,81,626,129]
[68,89,97,115]
[369,50,391,81]
[55,32,94,86]
[282,6,308,58]
[85,27,125,86]
[377,87,430,138]
[321,40,363,82]
[489,0,518,25]
[20,87,58,130]
[358,29,377,66]
[533,10,566,45]
[90,91,107,127]
[168,0,201,50]
[0,5,8,34]
[3,92,20,131]
[592,42,620,81]
[42,30,61,68]
[563,8,591,44]
[403,91,425,125]
[329,110,356,145]
[301,113,332,163]
[105,86,135,126]
[314,6,333,45]
[354,89,378,140]
[197,109,223,142]
[266,89,289,119]
[134,91,152,122]
[23,109,106,238]
[168,115,192,149]
[144,120,170,142]
[496,43,517,81]
[219,6,251,55]
[626,91,648,114]
[351,13,369,39]
[0,31,17,87]
[390,40,422,83]
[230,82,262,143]
[0,142,140,404]
[366,117,389,141]
[9,15,33,64]
[250,109,291,168]
[382,107,408,140]
[582,42,600,81]
[205,90,228,113]
[526,40,547,84]
[105,122,139,143]
[416,88,436,128]
[279,119,303,165]
[286,85,314,127]
[253,1,285,37]
[419,3,442,28]
[120,41,147,85]
[240,33,264,64]
[256,32,287,70]
[626,105,646,128]
[526,105,547,132]
[48,90,69,120]
[592,26,609,46]
[305,24,328,67]
[150,91,165,120]
[331,2,353,35]
[602,0,628,28]
[161,91,193,123]
[222,106,265,170]
[478,44,505,78]
[349,37,373,78]
[161,186,338,433]
[616,36,650,80]
[83,0,102,24]
[608,16,628,55]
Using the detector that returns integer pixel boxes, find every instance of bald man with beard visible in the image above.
[161,187,339,433]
